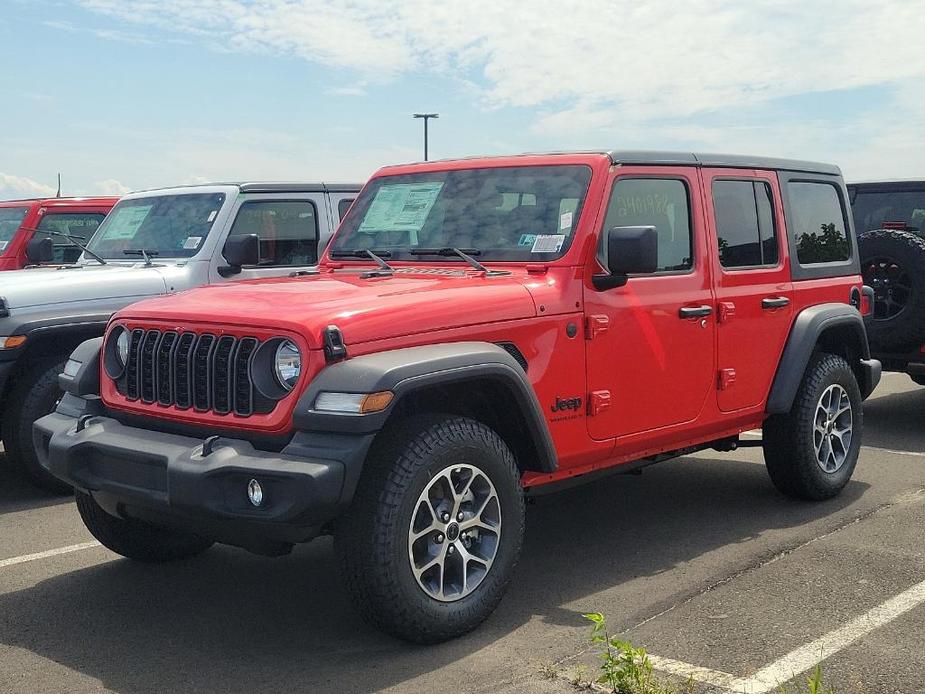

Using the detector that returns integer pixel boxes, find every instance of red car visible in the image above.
[0,197,118,270]
[37,151,880,643]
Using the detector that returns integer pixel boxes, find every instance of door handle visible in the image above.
[762,296,790,309]
[679,305,713,319]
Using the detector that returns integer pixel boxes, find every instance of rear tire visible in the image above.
[763,353,862,500]
[335,415,525,644]
[76,491,213,562]
[2,358,71,494]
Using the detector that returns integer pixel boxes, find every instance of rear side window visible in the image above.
[337,198,355,220]
[604,178,692,272]
[36,213,106,263]
[712,180,778,268]
[787,182,850,264]
[227,200,318,266]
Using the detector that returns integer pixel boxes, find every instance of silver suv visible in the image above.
[0,182,359,491]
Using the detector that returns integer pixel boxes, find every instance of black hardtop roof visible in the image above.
[847,180,925,191]
[130,182,362,195]
[388,150,842,176]
[605,150,841,175]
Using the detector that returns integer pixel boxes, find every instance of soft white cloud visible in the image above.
[0,173,57,200]
[77,0,925,118]
[93,178,131,195]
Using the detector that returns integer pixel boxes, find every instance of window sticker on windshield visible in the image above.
[559,211,573,230]
[359,182,443,233]
[531,234,565,253]
[101,204,152,240]
[183,236,203,250]
[518,234,537,247]
[207,210,217,223]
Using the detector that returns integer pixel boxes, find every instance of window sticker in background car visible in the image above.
[358,182,444,233]
[100,204,153,240]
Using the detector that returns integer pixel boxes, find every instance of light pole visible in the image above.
[413,113,439,161]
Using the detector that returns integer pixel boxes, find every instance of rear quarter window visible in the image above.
[787,181,851,265]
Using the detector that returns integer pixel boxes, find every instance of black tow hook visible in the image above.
[202,435,222,457]
[76,415,96,433]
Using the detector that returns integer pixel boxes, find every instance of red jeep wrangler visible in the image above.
[35,151,880,643]
[0,197,118,270]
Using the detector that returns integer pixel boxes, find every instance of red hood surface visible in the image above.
[116,270,540,348]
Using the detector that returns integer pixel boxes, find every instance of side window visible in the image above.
[337,198,355,220]
[787,182,850,264]
[604,178,692,272]
[712,180,779,268]
[227,200,318,266]
[36,213,106,263]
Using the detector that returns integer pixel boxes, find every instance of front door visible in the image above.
[702,169,793,412]
[585,168,716,441]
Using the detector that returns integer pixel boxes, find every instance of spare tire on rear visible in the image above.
[858,228,925,352]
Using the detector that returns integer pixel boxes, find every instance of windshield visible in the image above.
[0,206,29,250]
[332,165,593,261]
[852,188,925,233]
[85,193,226,259]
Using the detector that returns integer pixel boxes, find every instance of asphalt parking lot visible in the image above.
[0,373,922,694]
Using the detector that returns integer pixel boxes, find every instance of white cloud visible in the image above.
[93,178,131,195]
[0,173,56,199]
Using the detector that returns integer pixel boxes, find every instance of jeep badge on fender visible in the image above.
[35,150,880,644]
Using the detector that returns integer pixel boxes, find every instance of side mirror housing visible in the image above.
[26,237,54,264]
[593,226,659,290]
[219,234,259,277]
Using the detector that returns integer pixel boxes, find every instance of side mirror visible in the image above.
[219,234,259,277]
[26,237,54,264]
[593,226,658,290]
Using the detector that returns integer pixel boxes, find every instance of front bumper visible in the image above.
[34,405,373,549]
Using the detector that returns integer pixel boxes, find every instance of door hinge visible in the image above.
[718,368,736,390]
[585,314,609,340]
[589,390,611,416]
[718,302,736,323]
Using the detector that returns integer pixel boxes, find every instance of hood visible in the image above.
[118,270,539,347]
[0,263,186,310]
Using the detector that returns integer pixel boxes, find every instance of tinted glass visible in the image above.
[227,200,319,266]
[604,178,692,271]
[0,206,29,248]
[712,180,778,268]
[332,165,593,261]
[36,213,106,263]
[851,189,925,233]
[87,193,225,259]
[788,182,850,264]
[337,198,354,220]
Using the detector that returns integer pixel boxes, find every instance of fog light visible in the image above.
[247,479,263,507]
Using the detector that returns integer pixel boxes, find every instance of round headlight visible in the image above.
[116,330,130,366]
[274,340,301,390]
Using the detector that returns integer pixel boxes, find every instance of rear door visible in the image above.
[703,169,793,412]
[584,167,716,440]
[212,192,329,281]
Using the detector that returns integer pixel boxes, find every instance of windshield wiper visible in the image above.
[123,249,160,266]
[329,248,394,274]
[409,247,509,276]
[29,228,107,266]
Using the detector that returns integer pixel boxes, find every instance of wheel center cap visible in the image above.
[446,523,460,542]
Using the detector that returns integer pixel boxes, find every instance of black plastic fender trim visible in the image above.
[766,303,873,414]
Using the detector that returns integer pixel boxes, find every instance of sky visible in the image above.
[2,0,925,199]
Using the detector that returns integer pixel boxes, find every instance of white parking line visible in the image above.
[645,577,925,693]
[0,541,101,569]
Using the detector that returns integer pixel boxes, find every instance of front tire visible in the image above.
[763,353,863,500]
[76,491,213,562]
[2,358,71,494]
[335,415,525,643]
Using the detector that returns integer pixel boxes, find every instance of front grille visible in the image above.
[119,330,266,417]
